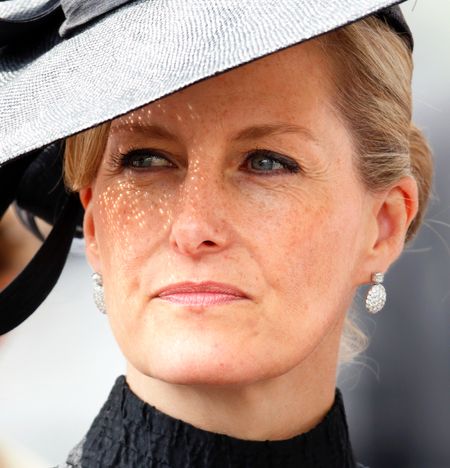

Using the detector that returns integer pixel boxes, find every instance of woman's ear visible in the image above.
[362,176,419,283]
[79,187,102,274]
[363,176,419,276]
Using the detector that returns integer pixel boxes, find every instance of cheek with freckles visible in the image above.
[93,178,176,316]
[95,178,173,260]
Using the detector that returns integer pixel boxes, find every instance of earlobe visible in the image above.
[79,187,102,273]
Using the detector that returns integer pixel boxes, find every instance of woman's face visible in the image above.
[82,40,377,385]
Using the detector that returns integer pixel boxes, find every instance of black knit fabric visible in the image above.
[68,375,357,468]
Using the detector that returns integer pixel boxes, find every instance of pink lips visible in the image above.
[154,281,248,306]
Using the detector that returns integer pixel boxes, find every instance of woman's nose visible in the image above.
[168,172,232,257]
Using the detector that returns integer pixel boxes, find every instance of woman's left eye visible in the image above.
[244,150,300,174]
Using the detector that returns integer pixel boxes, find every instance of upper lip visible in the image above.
[154,281,249,298]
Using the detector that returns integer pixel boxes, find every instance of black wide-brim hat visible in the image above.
[0,0,413,334]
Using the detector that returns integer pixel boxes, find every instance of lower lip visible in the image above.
[157,292,246,306]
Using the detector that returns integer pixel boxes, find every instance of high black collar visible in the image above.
[68,375,357,468]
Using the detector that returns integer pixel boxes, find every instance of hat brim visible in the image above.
[0,0,406,164]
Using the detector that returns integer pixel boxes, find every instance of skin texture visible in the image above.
[80,39,418,440]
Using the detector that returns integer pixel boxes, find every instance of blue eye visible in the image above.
[245,150,300,174]
[115,149,174,169]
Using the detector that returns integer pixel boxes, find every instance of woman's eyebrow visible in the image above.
[114,121,319,144]
[233,122,319,144]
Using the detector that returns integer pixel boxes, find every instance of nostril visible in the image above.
[203,240,215,246]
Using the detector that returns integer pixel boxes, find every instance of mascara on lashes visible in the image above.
[106,147,302,175]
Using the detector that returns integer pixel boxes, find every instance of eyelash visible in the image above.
[109,147,301,175]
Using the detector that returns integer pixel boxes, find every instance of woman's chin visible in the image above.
[115,301,307,387]
[127,336,290,387]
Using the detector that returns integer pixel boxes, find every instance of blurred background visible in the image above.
[0,1,449,467]
[341,2,450,467]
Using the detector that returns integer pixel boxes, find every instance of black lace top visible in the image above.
[59,375,357,467]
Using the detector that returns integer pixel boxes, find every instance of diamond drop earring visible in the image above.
[92,272,106,314]
[365,272,386,314]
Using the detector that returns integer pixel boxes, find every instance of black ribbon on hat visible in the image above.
[0,143,83,336]
[0,196,80,336]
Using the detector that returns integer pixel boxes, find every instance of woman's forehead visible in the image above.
[110,40,333,134]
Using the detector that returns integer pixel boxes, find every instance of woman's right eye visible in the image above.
[116,149,174,169]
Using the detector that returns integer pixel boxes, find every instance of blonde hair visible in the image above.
[319,17,433,363]
[64,16,433,364]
